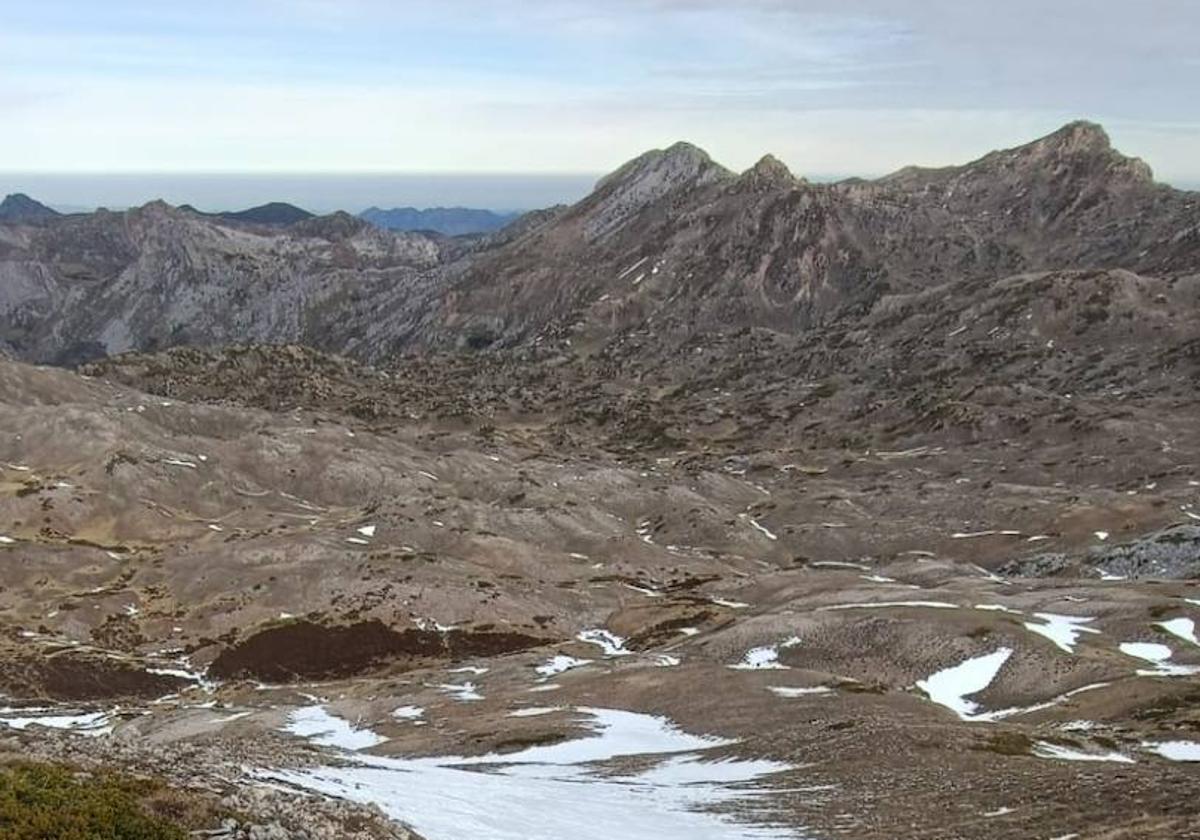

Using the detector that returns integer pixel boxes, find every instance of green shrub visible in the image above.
[0,762,187,840]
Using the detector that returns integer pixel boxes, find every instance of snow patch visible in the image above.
[1120,641,1200,676]
[769,686,833,698]
[1156,618,1199,646]
[1022,613,1100,653]
[1144,741,1200,762]
[916,648,1012,721]
[0,708,112,736]
[283,706,386,751]
[1033,741,1133,763]
[820,601,958,611]
[536,655,592,677]
[577,629,631,656]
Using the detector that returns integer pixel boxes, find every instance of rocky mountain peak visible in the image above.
[1043,119,1113,152]
[0,193,60,223]
[996,120,1154,184]
[739,154,799,191]
[581,141,732,240]
[879,120,1156,194]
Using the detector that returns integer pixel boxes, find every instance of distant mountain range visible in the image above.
[2,120,1198,368]
[179,202,317,226]
[359,206,520,236]
[1,193,519,236]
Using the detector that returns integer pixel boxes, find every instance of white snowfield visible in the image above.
[265,707,797,840]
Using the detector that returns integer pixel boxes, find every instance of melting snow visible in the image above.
[536,655,592,677]
[636,522,655,544]
[745,517,777,541]
[978,682,1111,722]
[1119,642,1172,663]
[0,708,111,736]
[916,648,1012,720]
[731,638,800,671]
[0,535,15,545]
[975,604,1023,615]
[1156,618,1199,646]
[263,707,794,840]
[769,686,833,698]
[1033,741,1133,763]
[1120,641,1200,676]
[625,583,664,598]
[819,601,958,611]
[710,598,750,609]
[508,707,561,718]
[1094,531,1110,541]
[357,525,377,538]
[284,706,386,751]
[1022,614,1100,653]
[438,682,483,702]
[577,629,631,656]
[392,706,425,721]
[617,257,650,280]
[1144,741,1200,762]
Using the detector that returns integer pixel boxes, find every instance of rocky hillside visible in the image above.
[0,202,444,365]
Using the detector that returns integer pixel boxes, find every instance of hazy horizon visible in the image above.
[4,160,1198,217]
[0,172,607,215]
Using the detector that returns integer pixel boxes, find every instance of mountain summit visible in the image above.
[582,141,733,240]
[0,193,60,223]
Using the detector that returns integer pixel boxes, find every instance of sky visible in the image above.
[1,0,1198,198]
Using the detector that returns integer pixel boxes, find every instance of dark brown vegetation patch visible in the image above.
[208,619,549,682]
[0,653,189,702]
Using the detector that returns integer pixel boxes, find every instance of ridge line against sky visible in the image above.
[2,0,1198,184]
